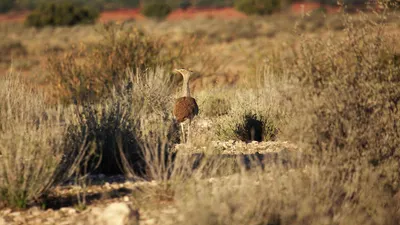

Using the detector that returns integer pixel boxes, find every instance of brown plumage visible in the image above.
[172,68,199,143]
[174,97,199,123]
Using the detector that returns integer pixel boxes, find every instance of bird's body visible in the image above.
[172,68,199,143]
[174,97,199,123]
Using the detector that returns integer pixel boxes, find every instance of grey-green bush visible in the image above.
[141,2,172,20]
[25,2,99,27]
[234,0,281,15]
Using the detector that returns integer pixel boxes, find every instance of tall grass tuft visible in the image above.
[0,73,91,208]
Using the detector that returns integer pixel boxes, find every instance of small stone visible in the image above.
[60,207,77,214]
[1,209,11,215]
[29,206,41,216]
[10,211,21,217]
[123,196,130,202]
[88,203,139,225]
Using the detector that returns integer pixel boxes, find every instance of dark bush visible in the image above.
[179,0,192,10]
[194,0,232,8]
[141,2,172,20]
[235,113,277,142]
[0,0,14,13]
[234,0,280,15]
[25,2,99,27]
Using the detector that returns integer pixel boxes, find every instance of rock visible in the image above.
[0,217,6,225]
[88,203,139,225]
[29,206,42,216]
[60,207,77,215]
[0,209,11,217]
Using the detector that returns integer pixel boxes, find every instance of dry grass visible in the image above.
[0,73,92,208]
[0,3,399,225]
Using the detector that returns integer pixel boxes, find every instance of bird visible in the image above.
[173,68,199,143]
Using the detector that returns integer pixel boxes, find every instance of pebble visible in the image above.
[60,207,76,214]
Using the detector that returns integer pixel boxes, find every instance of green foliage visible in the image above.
[0,0,14,13]
[179,0,192,10]
[142,2,172,20]
[25,2,99,28]
[234,0,281,15]
[194,0,233,8]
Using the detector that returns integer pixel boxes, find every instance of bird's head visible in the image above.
[173,68,195,80]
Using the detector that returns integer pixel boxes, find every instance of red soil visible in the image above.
[0,4,349,24]
[0,10,29,23]
[0,7,248,24]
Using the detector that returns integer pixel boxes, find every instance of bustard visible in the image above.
[173,68,199,143]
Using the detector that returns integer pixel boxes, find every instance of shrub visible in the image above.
[141,2,172,20]
[172,160,399,225]
[199,95,231,117]
[0,74,91,208]
[234,0,280,15]
[194,0,232,8]
[0,40,27,64]
[216,111,278,142]
[25,2,99,27]
[179,0,192,10]
[47,23,185,104]
[265,11,400,192]
[68,69,180,176]
[0,0,14,13]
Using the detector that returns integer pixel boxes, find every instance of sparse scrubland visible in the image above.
[0,2,400,225]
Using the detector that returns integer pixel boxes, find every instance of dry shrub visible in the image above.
[0,74,90,208]
[259,8,400,196]
[161,8,400,225]
[280,12,400,159]
[197,89,231,118]
[0,40,27,64]
[48,22,186,104]
[213,89,280,142]
[172,161,399,225]
[68,68,180,176]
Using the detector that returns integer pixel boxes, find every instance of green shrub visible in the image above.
[142,2,172,20]
[179,0,192,10]
[0,0,14,13]
[194,0,232,8]
[25,2,99,27]
[234,0,280,15]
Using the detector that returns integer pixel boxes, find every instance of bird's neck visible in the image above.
[182,77,190,97]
